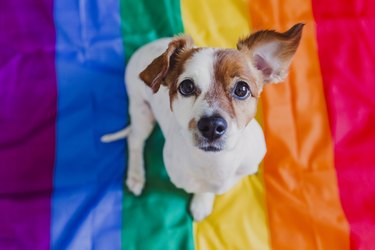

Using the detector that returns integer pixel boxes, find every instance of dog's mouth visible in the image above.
[196,139,225,152]
[193,131,226,153]
[198,145,222,152]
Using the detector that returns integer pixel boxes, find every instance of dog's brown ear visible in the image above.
[139,35,194,93]
[237,23,304,84]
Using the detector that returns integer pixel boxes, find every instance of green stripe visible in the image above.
[121,0,184,61]
[120,1,194,250]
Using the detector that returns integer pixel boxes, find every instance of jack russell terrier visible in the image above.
[102,24,304,221]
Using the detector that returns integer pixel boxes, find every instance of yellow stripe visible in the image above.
[181,0,250,47]
[181,1,270,249]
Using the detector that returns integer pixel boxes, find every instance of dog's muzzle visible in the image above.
[197,116,227,151]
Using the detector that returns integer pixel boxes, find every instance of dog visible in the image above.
[101,23,304,221]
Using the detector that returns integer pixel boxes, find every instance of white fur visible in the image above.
[102,38,267,221]
[190,193,215,222]
[178,48,216,93]
[172,49,217,134]
[101,127,131,142]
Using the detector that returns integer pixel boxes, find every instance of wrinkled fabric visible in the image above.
[249,0,350,249]
[313,0,375,248]
[181,1,270,250]
[0,1,56,249]
[51,0,126,249]
[0,0,374,249]
[120,1,194,250]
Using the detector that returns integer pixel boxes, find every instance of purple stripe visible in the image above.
[0,1,56,249]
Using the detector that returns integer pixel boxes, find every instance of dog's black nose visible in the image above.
[197,116,227,141]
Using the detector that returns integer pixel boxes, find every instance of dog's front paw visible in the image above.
[190,193,215,222]
[126,174,145,196]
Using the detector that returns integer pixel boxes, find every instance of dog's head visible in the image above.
[140,24,304,152]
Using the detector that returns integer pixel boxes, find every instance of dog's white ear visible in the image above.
[139,35,194,93]
[237,23,304,84]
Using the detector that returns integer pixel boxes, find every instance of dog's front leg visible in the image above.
[190,193,215,221]
[126,100,155,196]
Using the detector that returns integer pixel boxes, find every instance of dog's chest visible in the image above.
[161,123,265,194]
[163,142,240,194]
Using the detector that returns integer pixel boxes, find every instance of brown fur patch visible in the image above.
[139,35,194,93]
[204,49,259,128]
[188,118,196,130]
[166,48,202,110]
[236,23,304,62]
[236,23,304,83]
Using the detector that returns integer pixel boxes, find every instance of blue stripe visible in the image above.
[52,1,126,249]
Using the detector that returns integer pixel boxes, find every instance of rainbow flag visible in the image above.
[0,0,374,249]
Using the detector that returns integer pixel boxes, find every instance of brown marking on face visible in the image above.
[188,118,196,130]
[204,49,259,129]
[139,35,205,110]
[139,35,194,93]
[166,48,202,110]
[233,97,258,128]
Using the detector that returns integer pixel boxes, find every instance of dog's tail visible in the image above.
[101,126,131,143]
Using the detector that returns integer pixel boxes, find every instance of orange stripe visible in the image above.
[248,0,350,249]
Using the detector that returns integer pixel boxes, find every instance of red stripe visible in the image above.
[0,1,56,249]
[312,0,375,248]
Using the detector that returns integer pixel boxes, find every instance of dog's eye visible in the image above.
[178,79,196,96]
[233,81,251,100]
